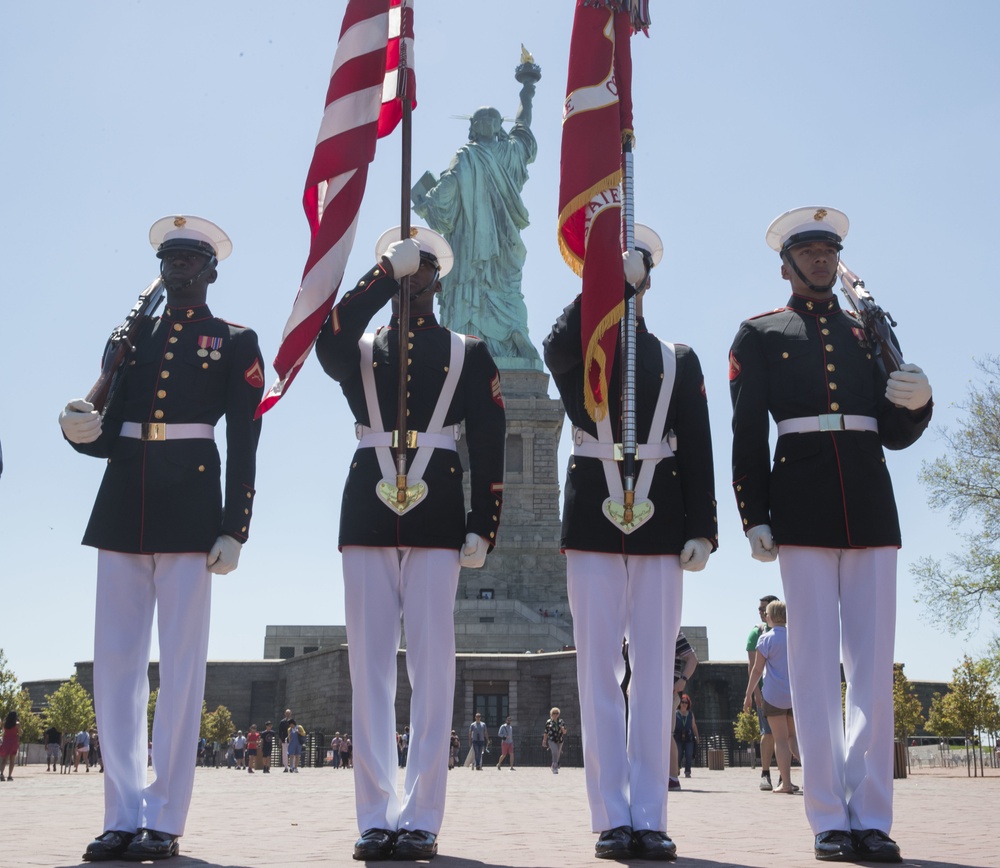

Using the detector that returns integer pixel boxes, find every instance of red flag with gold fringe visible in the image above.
[557,0,636,422]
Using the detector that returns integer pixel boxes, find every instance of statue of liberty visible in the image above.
[411,49,542,370]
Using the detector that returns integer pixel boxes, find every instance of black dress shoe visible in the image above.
[123,829,180,861]
[814,830,857,862]
[853,829,902,863]
[595,825,634,860]
[354,828,396,861]
[83,830,135,862]
[632,830,677,861]
[394,829,437,860]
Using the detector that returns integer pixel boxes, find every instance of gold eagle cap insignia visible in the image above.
[173,216,187,228]
[813,209,828,221]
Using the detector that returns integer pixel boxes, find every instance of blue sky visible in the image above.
[2,1,998,686]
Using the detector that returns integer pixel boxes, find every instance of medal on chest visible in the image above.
[197,336,224,360]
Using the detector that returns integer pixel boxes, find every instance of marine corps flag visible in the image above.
[557,0,638,422]
[257,0,416,417]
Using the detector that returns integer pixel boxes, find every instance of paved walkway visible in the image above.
[3,762,997,867]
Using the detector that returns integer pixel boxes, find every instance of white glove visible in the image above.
[380,238,421,280]
[622,249,647,288]
[747,525,777,563]
[207,535,243,575]
[460,532,488,569]
[886,363,932,410]
[59,399,103,444]
[679,537,712,572]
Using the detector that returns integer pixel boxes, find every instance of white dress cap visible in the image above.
[765,206,849,252]
[633,223,664,267]
[149,215,233,260]
[375,226,454,277]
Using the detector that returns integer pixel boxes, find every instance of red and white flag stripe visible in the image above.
[257,0,414,418]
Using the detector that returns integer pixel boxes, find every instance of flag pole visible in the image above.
[395,0,413,504]
[620,134,637,524]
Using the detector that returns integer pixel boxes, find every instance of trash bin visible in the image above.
[708,748,725,771]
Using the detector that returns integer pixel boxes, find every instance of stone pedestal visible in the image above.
[454,367,572,653]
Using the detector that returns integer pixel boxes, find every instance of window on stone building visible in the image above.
[505,434,523,473]
[303,646,319,655]
[279,646,295,659]
[479,589,494,600]
[479,617,494,623]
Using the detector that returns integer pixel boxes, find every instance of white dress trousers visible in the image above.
[94,550,212,837]
[566,550,683,834]
[779,545,897,835]
[342,545,460,836]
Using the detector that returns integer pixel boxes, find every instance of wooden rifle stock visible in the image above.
[836,262,904,377]
[86,277,166,416]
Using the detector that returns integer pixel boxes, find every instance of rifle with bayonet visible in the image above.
[86,277,166,417]
[836,261,904,377]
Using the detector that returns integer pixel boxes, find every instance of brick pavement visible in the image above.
[3,762,997,867]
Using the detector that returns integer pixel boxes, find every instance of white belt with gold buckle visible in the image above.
[570,426,677,461]
[121,421,216,441]
[776,414,878,435]
[355,423,460,451]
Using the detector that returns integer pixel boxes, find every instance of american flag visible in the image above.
[557,0,637,423]
[257,0,415,418]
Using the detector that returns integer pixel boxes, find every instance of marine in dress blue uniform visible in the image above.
[543,227,717,862]
[729,207,933,864]
[59,216,264,862]
[314,227,505,862]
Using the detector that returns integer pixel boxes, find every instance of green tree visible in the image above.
[893,664,925,772]
[928,656,1000,777]
[13,688,43,744]
[43,677,96,735]
[0,650,43,743]
[733,710,761,745]
[912,356,1000,638]
[204,705,234,747]
[147,688,158,736]
[0,649,23,718]
[925,691,958,739]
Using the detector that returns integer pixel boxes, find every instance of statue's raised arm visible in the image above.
[514,44,541,130]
